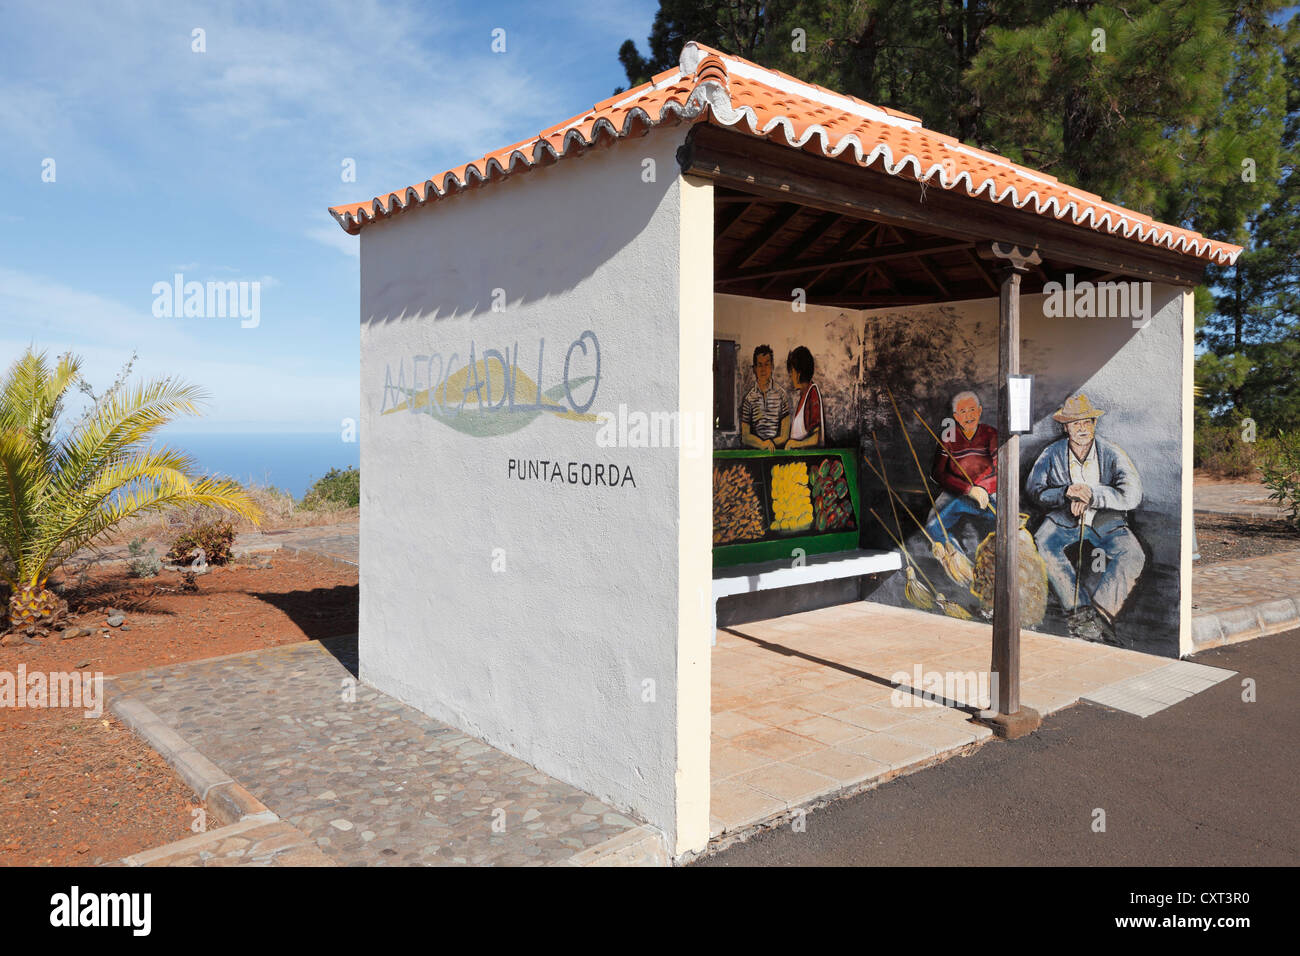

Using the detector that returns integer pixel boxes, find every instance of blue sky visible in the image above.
[0,0,659,433]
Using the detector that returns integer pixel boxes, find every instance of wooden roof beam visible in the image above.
[714,201,751,241]
[757,211,842,293]
[966,248,1000,293]
[723,203,801,273]
[911,254,951,299]
[682,125,1208,286]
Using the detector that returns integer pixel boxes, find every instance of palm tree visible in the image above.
[0,349,261,631]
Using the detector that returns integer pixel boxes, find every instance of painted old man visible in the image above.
[925,390,997,564]
[1026,393,1145,645]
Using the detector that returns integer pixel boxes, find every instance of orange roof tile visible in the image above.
[328,42,1242,266]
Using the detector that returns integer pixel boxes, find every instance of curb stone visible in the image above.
[104,678,266,823]
[1190,595,1300,652]
[104,680,231,801]
[103,679,332,866]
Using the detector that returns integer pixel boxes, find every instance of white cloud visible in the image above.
[0,267,354,430]
[0,1,562,205]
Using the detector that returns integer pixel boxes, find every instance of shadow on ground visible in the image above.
[251,583,358,665]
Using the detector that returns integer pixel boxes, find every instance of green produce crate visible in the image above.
[712,448,860,568]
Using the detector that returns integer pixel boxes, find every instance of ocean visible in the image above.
[163,433,360,500]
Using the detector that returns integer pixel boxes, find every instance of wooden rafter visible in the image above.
[911,254,951,298]
[966,248,1000,293]
[723,203,801,273]
[714,201,751,242]
[685,125,1208,286]
[790,218,877,296]
[758,211,841,293]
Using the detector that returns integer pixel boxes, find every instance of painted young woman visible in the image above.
[784,345,825,449]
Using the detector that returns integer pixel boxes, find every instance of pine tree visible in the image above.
[1197,11,1300,433]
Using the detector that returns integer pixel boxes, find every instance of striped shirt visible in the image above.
[740,383,790,441]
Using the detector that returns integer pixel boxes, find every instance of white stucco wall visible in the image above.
[357,128,700,844]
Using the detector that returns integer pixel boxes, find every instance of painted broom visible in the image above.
[868,508,973,621]
[870,433,934,612]
[863,450,977,621]
[884,384,976,588]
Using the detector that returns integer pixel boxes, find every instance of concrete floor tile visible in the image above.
[735,762,840,807]
[735,698,821,727]
[834,733,935,769]
[712,710,768,739]
[883,716,981,750]
[832,704,915,732]
[791,748,890,786]
[823,679,898,707]
[783,713,867,745]
[711,740,777,779]
[729,726,824,761]
[710,687,770,712]
[772,689,862,717]
[710,781,786,831]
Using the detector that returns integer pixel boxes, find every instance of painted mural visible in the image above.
[862,384,1049,628]
[737,344,828,450]
[713,292,1184,656]
[378,331,602,436]
[713,454,858,547]
[1026,393,1145,645]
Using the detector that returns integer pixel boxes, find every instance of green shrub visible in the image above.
[1260,431,1300,529]
[1193,422,1261,478]
[126,538,161,578]
[166,520,236,566]
[302,466,360,510]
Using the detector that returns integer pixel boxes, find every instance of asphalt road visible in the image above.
[695,629,1299,866]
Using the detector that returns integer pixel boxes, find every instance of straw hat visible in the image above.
[1052,393,1106,423]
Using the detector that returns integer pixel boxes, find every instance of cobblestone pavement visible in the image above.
[1194,480,1284,518]
[112,639,641,866]
[1192,549,1300,616]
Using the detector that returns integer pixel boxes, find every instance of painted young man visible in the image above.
[925,390,998,563]
[1026,393,1145,645]
[740,344,791,450]
[784,345,824,449]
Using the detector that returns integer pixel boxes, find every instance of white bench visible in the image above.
[711,549,903,644]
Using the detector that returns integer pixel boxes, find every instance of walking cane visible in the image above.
[1072,511,1086,610]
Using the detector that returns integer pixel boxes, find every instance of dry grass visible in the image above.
[100,483,357,546]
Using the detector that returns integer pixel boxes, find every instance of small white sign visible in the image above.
[1008,375,1033,433]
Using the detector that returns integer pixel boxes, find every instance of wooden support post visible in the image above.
[977,241,1043,739]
